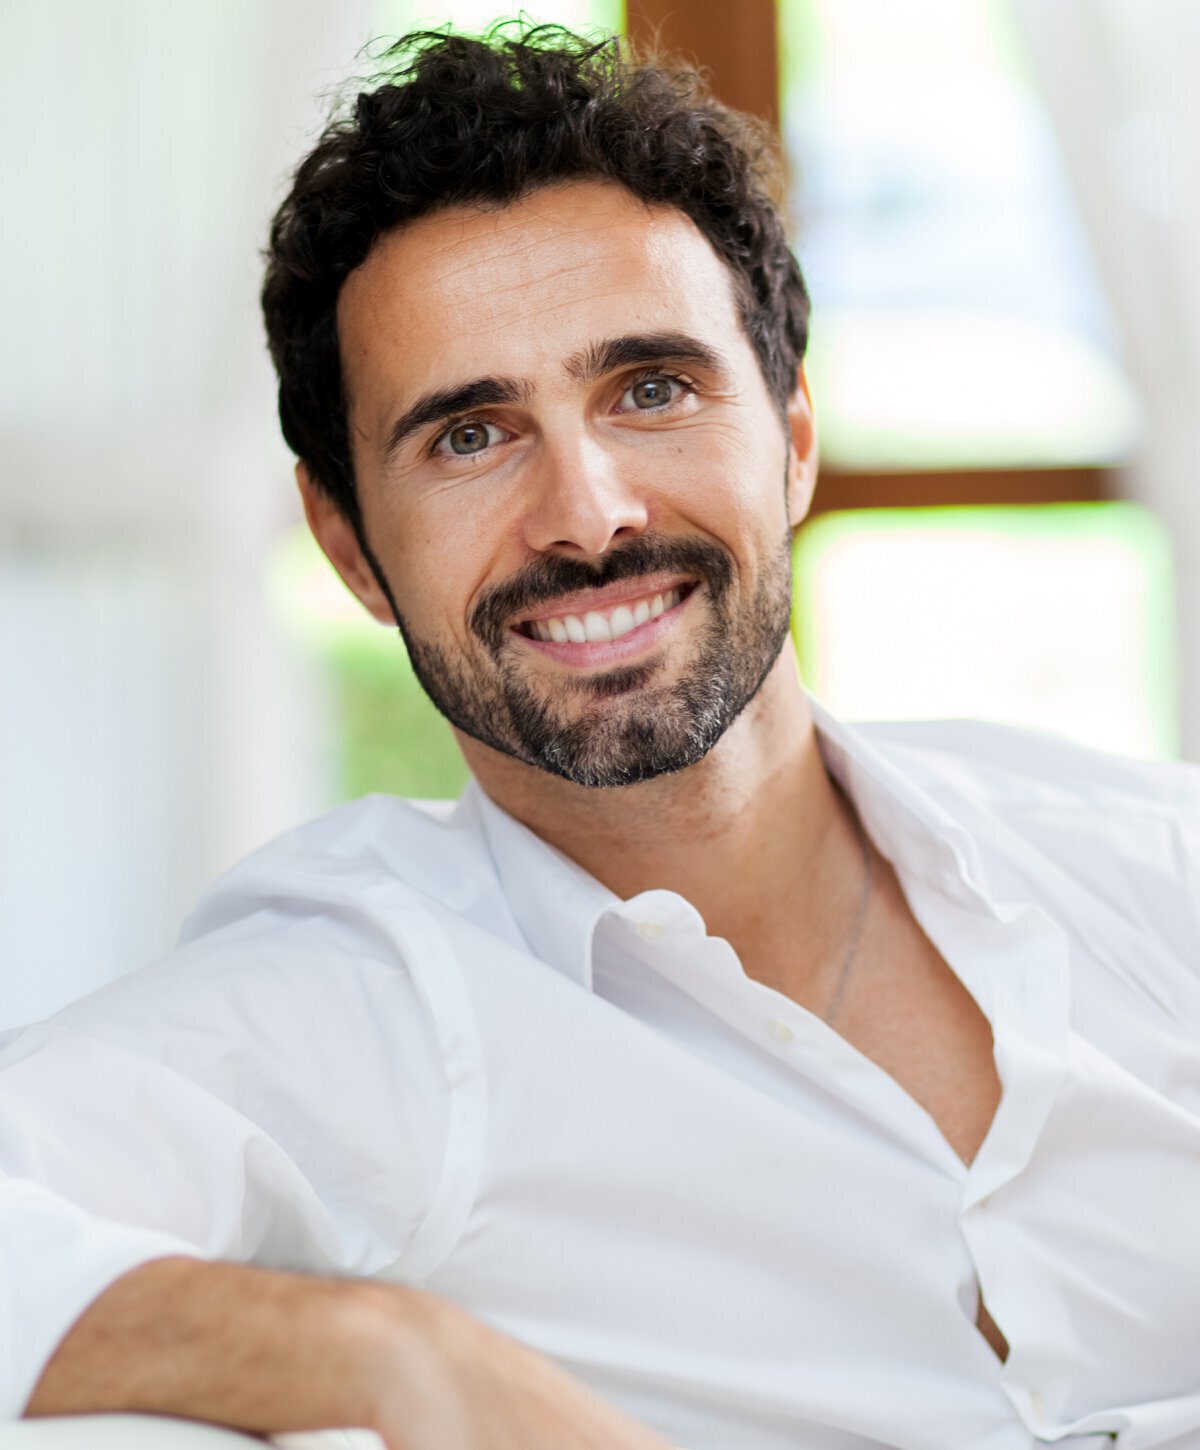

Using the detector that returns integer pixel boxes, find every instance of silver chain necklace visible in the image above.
[822,796,875,1029]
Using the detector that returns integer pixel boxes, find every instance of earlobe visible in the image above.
[785,369,819,530]
[295,463,397,626]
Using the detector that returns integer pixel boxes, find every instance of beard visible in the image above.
[385,530,795,789]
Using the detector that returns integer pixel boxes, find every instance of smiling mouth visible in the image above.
[515,583,695,644]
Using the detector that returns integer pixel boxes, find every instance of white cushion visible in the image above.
[0,1420,384,1449]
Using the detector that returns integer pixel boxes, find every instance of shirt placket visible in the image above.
[914,881,1083,1443]
[610,870,1097,1449]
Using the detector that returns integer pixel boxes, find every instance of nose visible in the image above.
[519,432,650,558]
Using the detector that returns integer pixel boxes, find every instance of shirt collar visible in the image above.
[472,781,617,991]
[806,695,989,896]
[471,695,994,993]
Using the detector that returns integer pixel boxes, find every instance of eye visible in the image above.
[620,374,685,412]
[436,419,506,457]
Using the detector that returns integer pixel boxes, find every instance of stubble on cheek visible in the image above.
[392,526,795,789]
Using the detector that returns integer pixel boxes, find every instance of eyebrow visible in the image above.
[382,376,531,463]
[564,331,727,382]
[379,331,728,465]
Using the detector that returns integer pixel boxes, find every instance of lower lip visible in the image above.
[511,591,693,668]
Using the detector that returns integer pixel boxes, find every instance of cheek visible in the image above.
[666,422,783,531]
[386,502,508,642]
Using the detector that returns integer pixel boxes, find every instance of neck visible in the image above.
[459,643,870,1004]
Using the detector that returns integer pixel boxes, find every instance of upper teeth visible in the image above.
[526,587,683,644]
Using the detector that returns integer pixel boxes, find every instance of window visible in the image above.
[781,0,1140,468]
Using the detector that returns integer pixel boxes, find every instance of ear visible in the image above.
[784,368,819,530]
[296,463,397,626]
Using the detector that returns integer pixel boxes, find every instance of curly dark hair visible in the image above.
[262,23,810,530]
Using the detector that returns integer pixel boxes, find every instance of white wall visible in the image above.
[0,0,372,1026]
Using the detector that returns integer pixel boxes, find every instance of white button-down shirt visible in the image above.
[2,702,1199,1449]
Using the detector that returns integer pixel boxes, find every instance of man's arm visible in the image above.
[25,1257,673,1450]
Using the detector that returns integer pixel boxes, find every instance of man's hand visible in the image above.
[25,1258,672,1450]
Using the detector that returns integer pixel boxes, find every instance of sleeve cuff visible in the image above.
[1,1178,205,1418]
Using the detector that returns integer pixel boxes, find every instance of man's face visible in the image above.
[322,181,816,787]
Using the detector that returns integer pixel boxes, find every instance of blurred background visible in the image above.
[2,0,1197,1025]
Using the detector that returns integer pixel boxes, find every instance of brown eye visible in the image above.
[628,376,678,410]
[447,420,493,455]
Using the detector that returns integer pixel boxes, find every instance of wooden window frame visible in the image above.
[810,465,1112,518]
[624,0,1113,518]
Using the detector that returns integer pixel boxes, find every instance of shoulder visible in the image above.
[40,791,501,1112]
[1,794,495,1284]
[856,716,1200,982]
[179,790,496,943]
[857,716,1200,819]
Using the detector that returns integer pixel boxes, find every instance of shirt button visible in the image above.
[634,919,665,942]
[1029,1391,1046,1423]
[766,1017,795,1043]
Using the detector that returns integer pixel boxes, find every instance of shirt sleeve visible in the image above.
[0,908,458,1418]
[0,1177,202,1417]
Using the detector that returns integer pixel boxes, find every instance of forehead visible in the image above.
[337,181,745,408]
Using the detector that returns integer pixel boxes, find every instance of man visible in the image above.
[5,25,1200,1450]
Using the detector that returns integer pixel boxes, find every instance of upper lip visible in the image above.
[511,573,695,628]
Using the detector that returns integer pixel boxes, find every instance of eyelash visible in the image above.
[429,417,507,459]
[620,369,695,411]
[428,369,696,459]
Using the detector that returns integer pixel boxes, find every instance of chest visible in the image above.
[835,931,1003,1167]
[746,871,1004,1167]
[406,908,1200,1448]
[847,956,1012,1362]
[414,963,1200,1449]
[421,966,1010,1448]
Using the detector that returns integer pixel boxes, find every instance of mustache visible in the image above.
[470,536,733,651]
